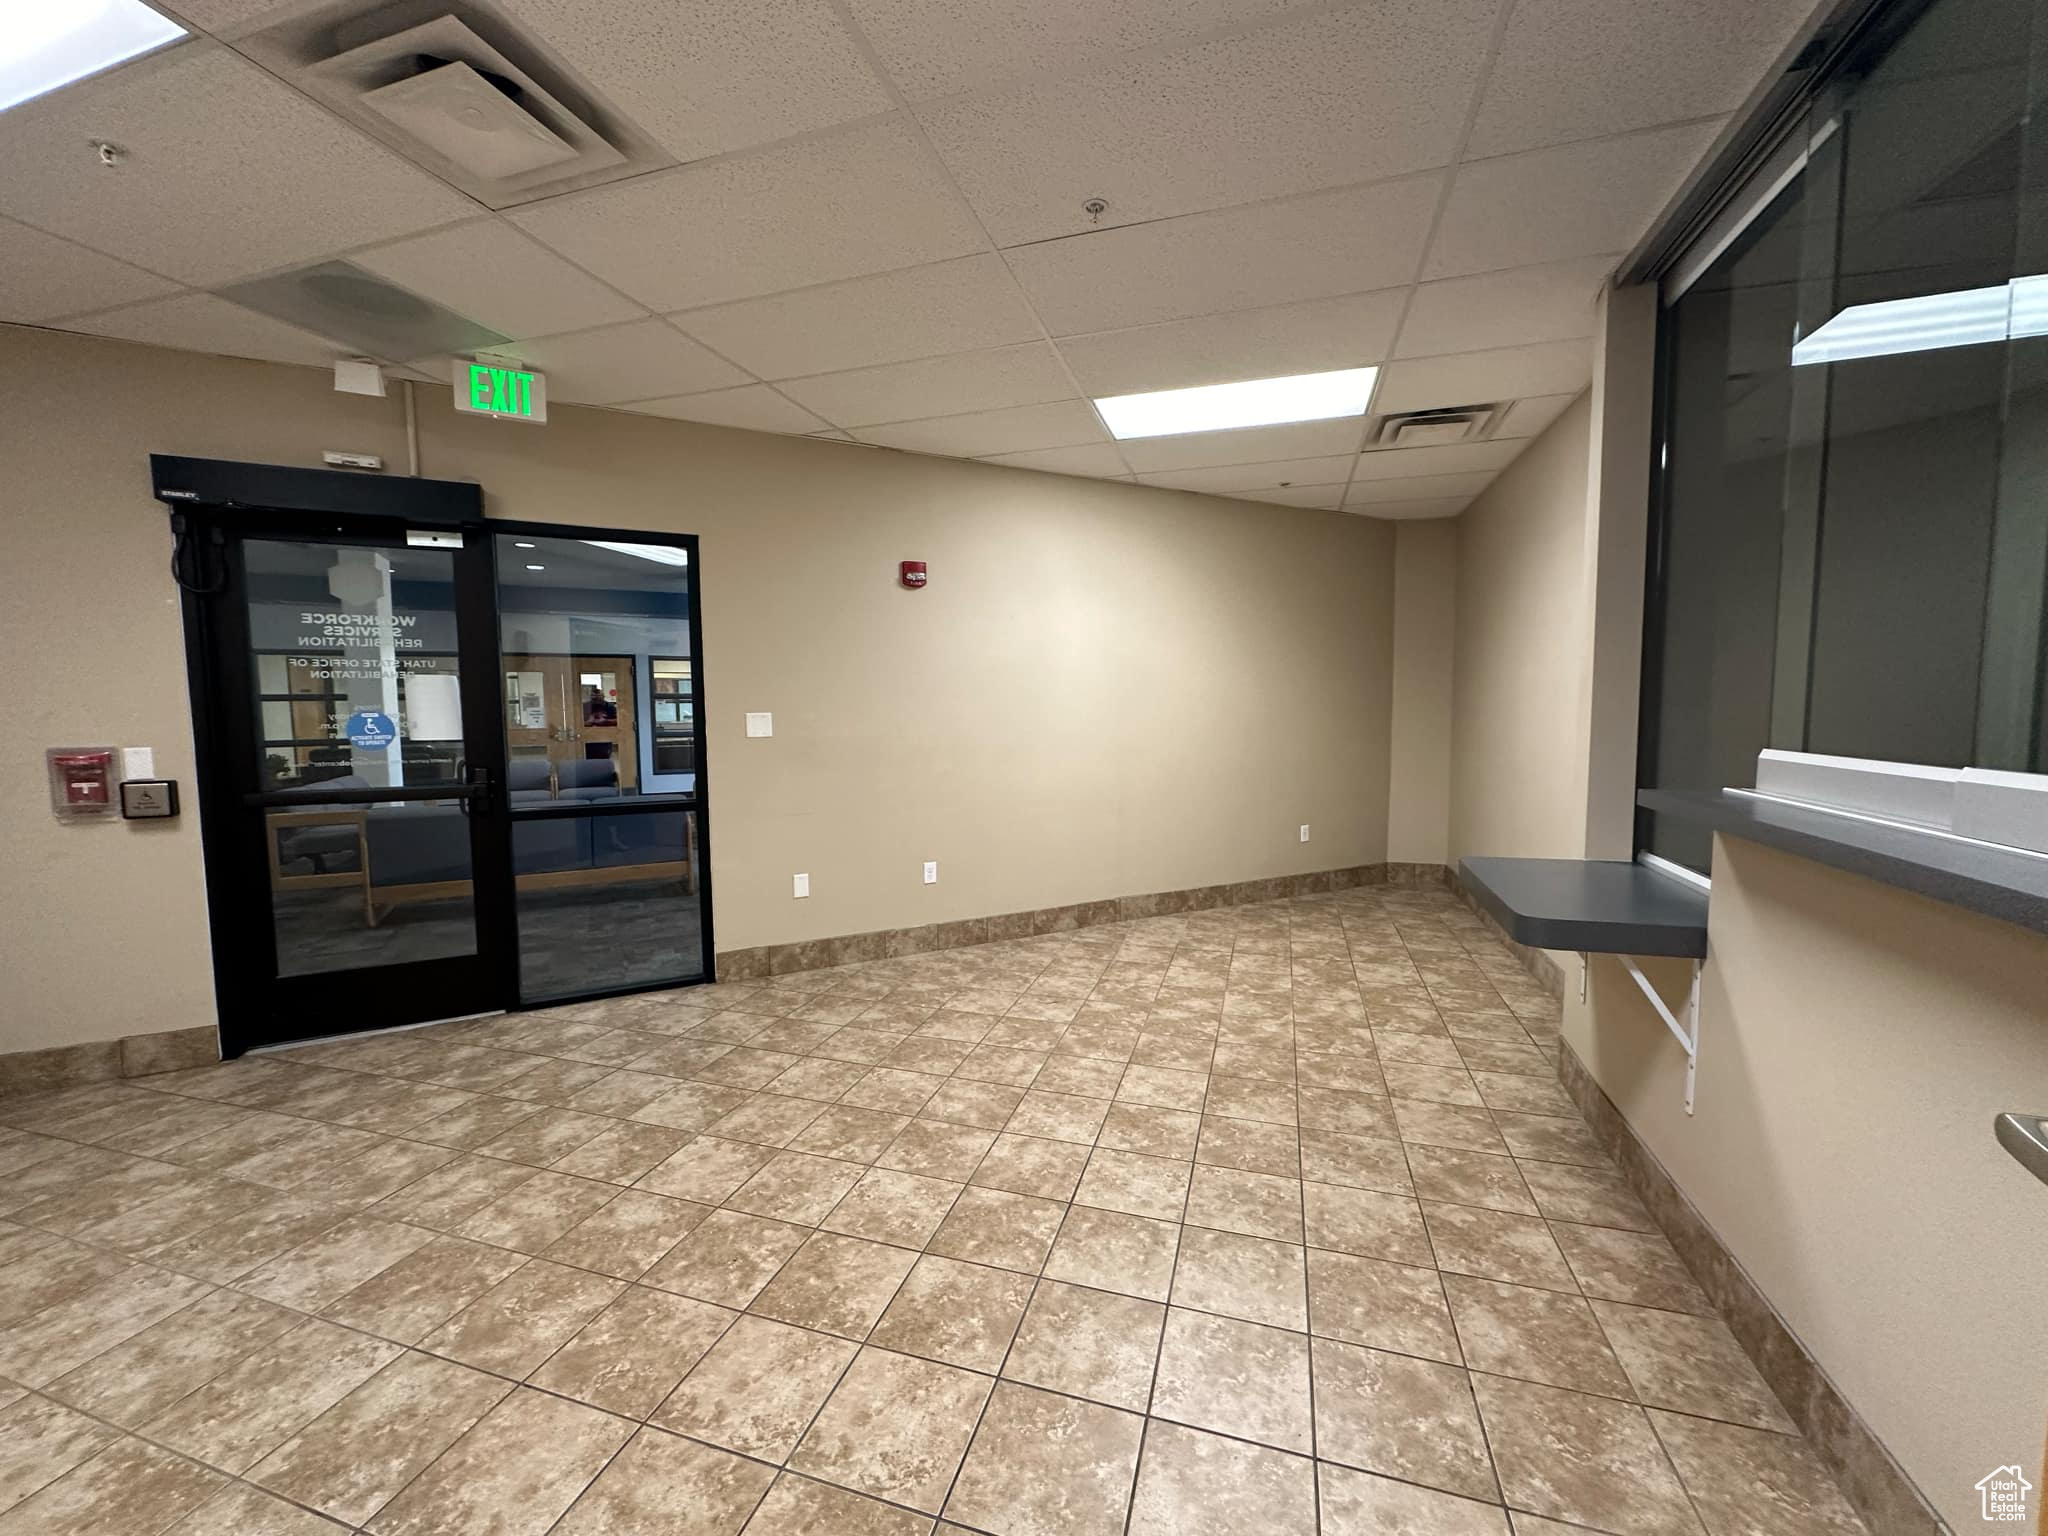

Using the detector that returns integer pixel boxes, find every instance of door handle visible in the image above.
[461,766,493,816]
[1996,1113,2048,1188]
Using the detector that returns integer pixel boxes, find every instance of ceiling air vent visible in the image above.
[216,260,510,359]
[244,4,672,207]
[1363,403,1507,451]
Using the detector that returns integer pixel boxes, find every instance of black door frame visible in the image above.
[154,456,714,1057]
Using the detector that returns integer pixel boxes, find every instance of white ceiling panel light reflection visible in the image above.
[1094,366,1379,440]
[1790,275,2048,366]
[0,0,184,114]
[581,540,689,566]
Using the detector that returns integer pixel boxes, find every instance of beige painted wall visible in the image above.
[0,323,1397,1052]
[1570,838,2048,1532]
[1448,390,1592,863]
[1387,519,1455,864]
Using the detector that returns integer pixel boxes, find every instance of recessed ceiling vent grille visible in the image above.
[1363,403,1507,451]
[246,3,672,207]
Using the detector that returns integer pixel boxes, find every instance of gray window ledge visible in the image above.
[1638,788,2048,938]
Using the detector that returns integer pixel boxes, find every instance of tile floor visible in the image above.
[0,886,1871,1536]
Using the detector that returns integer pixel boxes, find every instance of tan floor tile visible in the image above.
[1153,1306,1311,1452]
[822,1168,963,1248]
[0,1396,119,1516]
[1317,1462,1510,1535]
[367,1387,633,1536]
[926,1188,1065,1273]
[490,1059,617,1106]
[472,1108,614,1168]
[552,1123,695,1186]
[554,1425,774,1535]
[1472,1071,1578,1117]
[563,1070,687,1119]
[768,1057,868,1102]
[1516,1161,1656,1232]
[1391,1098,1507,1154]
[697,1049,805,1091]
[320,1235,526,1345]
[706,1094,832,1149]
[844,1069,947,1116]
[0,1436,224,1536]
[1472,1374,1702,1536]
[422,1259,623,1379]
[1096,1103,1200,1158]
[630,1082,752,1134]
[1004,1090,1110,1144]
[1551,1223,1714,1315]
[532,1286,736,1418]
[0,1239,127,1326]
[1194,1116,1301,1177]
[1033,1056,1124,1097]
[653,1314,856,1461]
[1115,1065,1210,1113]
[1423,1202,1576,1291]
[1491,1111,1608,1168]
[1375,1031,1470,1068]
[543,1191,714,1281]
[877,1121,996,1181]
[1043,1205,1180,1299]
[1303,1182,1430,1264]
[742,1472,933,1535]
[1312,1338,1498,1499]
[727,1151,867,1226]
[956,1045,1048,1088]
[1126,1420,1316,1536]
[44,1287,299,1426]
[790,1347,991,1514]
[1074,1147,1190,1219]
[1296,1087,1396,1138]
[249,1350,509,1525]
[641,1209,809,1308]
[969,1134,1089,1200]
[1384,1061,1486,1106]
[1445,1274,1632,1396]
[1592,1301,1794,1430]
[1184,1165,1303,1242]
[145,1320,402,1474]
[164,1481,351,1535]
[919,1079,1024,1129]
[1648,1409,1866,1535]
[453,1171,620,1254]
[944,1382,1142,1536]
[750,1232,917,1338]
[1202,1075,1297,1125]
[1002,1279,1161,1410]
[0,1264,213,1387]
[370,1155,536,1230]
[639,1137,777,1204]
[871,1255,1033,1371]
[790,1106,912,1164]
[1170,1226,1307,1330]
[1407,1144,1539,1215]
[1305,1247,1459,1362]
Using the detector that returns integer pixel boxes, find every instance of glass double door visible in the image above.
[193,512,706,1055]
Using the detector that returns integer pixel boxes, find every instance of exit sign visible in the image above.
[454,360,547,423]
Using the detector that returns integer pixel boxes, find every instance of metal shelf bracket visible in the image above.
[1615,954,1704,1114]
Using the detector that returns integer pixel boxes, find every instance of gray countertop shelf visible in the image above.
[1639,788,2048,938]
[1457,856,1709,959]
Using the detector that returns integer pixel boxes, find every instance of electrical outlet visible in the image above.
[1299,824,1310,842]
[793,872,809,899]
[923,861,938,885]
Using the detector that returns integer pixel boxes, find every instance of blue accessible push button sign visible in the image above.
[345,710,398,752]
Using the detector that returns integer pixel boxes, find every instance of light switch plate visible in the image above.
[1299,824,1310,842]
[793,872,809,898]
[746,712,774,738]
[923,861,938,884]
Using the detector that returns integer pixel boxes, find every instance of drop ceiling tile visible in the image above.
[1496,392,1581,439]
[1347,495,1472,520]
[65,293,343,368]
[1056,290,1405,397]
[501,319,749,404]
[0,217,179,322]
[676,255,1042,379]
[977,443,1131,477]
[1372,340,1592,415]
[1135,456,1355,495]
[1344,471,1496,504]
[1350,440,1528,480]
[1008,176,1441,337]
[848,0,1298,100]
[853,399,1106,457]
[1424,122,1723,280]
[918,1,1497,245]
[1467,0,1816,156]
[510,119,984,312]
[493,0,893,162]
[158,0,296,37]
[1116,417,1365,474]
[1395,257,1613,359]
[622,385,830,434]
[779,342,1076,427]
[0,44,471,286]
[352,221,643,341]
[1235,483,1348,509]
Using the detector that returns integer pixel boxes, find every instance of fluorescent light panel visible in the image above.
[1094,366,1378,440]
[0,0,184,114]
[581,539,688,566]
[1791,275,2048,366]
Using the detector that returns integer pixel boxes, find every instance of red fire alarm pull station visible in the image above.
[900,560,928,589]
[47,747,118,819]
